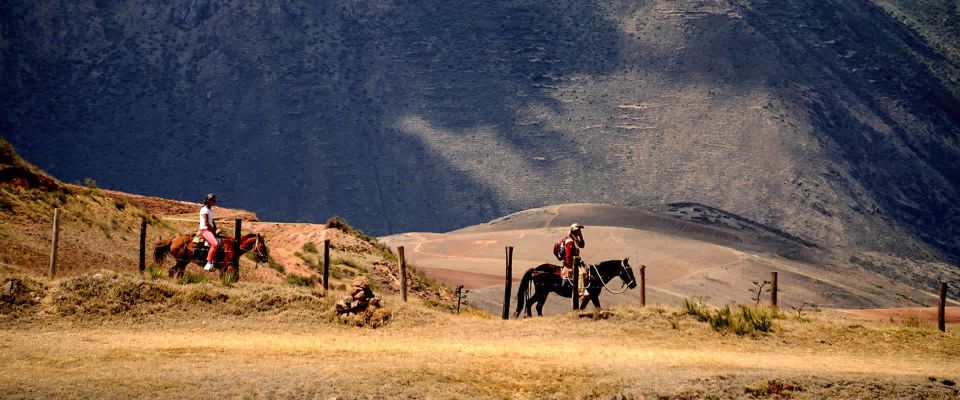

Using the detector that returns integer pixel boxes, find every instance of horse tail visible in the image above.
[514,268,534,318]
[153,237,174,265]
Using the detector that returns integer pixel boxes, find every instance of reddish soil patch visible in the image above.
[839,307,960,323]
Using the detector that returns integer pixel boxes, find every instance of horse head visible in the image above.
[620,258,638,289]
[254,234,270,262]
[241,233,270,263]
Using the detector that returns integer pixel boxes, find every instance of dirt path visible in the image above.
[2,316,958,399]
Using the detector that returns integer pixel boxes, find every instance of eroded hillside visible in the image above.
[2,0,958,264]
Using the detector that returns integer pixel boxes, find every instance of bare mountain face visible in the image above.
[2,1,958,262]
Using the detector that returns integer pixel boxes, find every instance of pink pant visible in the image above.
[200,229,218,262]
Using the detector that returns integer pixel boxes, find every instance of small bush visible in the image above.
[82,178,98,189]
[303,242,319,253]
[146,265,164,280]
[219,272,235,286]
[683,297,711,322]
[284,274,315,287]
[178,273,206,285]
[942,379,956,387]
[682,298,777,336]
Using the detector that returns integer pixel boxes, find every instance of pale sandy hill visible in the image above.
[382,204,958,316]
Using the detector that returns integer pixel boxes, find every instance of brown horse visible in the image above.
[153,233,269,281]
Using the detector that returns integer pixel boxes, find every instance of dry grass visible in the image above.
[1,273,959,399]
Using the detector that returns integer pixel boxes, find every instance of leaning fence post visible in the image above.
[399,246,407,302]
[49,208,60,280]
[233,219,241,281]
[940,282,948,332]
[323,239,330,290]
[572,256,581,311]
[640,265,646,307]
[502,246,513,320]
[138,218,147,274]
[770,271,779,308]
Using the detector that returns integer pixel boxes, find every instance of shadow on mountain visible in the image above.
[734,0,960,262]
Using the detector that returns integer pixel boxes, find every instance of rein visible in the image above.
[589,260,634,294]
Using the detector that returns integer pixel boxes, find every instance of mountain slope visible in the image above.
[2,0,958,262]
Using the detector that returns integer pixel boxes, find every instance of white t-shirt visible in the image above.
[199,206,215,231]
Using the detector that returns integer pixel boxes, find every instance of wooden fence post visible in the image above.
[322,239,331,290]
[233,219,241,281]
[572,256,580,311]
[770,271,779,308]
[138,218,147,274]
[48,208,60,280]
[399,246,407,302]
[640,265,646,307]
[940,282,948,333]
[502,246,513,320]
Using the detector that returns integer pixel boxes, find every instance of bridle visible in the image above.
[244,236,267,269]
[588,259,636,294]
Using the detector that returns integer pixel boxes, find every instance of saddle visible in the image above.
[191,234,225,262]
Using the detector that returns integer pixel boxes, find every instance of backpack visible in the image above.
[553,238,567,261]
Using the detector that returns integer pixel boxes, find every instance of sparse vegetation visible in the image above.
[146,265,164,280]
[302,242,318,253]
[899,316,932,330]
[265,257,285,275]
[326,216,395,256]
[749,280,771,307]
[790,302,814,322]
[682,298,778,336]
[284,274,315,287]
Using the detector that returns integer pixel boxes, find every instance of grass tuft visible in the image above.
[146,265,164,280]
[682,298,777,336]
[284,274,315,287]
[178,273,207,285]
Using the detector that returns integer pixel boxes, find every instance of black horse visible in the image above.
[514,258,637,318]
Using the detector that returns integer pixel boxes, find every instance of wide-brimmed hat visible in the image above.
[570,223,584,230]
[204,193,217,205]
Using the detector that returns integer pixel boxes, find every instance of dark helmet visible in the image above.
[204,193,217,205]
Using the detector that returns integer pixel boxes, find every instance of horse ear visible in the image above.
[624,257,630,263]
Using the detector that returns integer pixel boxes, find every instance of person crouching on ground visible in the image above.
[199,193,219,271]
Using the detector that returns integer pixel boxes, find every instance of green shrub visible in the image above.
[284,274,315,287]
[219,272,235,286]
[303,242,319,253]
[146,265,164,280]
[682,297,711,322]
[682,298,777,336]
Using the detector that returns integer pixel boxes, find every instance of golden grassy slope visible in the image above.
[1,271,958,399]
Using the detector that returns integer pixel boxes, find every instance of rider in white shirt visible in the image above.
[198,194,218,271]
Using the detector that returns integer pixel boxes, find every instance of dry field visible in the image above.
[2,272,960,399]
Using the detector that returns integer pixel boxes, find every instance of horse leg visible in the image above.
[169,259,185,278]
[591,293,602,310]
[177,261,188,279]
[524,287,537,318]
[535,291,547,317]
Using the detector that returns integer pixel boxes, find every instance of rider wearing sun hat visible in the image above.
[199,194,219,271]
